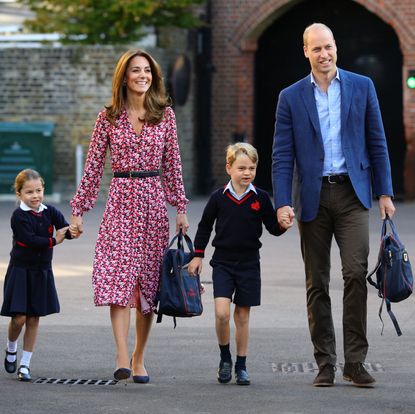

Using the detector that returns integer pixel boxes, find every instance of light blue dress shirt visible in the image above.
[311,71,347,176]
[223,181,257,200]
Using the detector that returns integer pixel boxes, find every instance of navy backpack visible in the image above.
[367,216,413,336]
[155,230,203,327]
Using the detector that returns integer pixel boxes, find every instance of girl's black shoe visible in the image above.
[4,350,17,374]
[17,365,31,382]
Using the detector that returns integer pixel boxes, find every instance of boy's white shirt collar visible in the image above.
[20,201,48,212]
[224,180,257,200]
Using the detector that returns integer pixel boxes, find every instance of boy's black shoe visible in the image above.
[17,365,31,382]
[313,364,336,386]
[343,363,375,387]
[217,360,232,383]
[235,368,250,385]
[4,350,17,374]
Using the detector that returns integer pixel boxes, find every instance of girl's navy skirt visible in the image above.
[1,264,60,317]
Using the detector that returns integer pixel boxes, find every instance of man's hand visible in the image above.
[277,206,295,229]
[378,196,395,219]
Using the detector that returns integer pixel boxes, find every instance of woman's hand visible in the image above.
[176,213,189,235]
[69,215,84,238]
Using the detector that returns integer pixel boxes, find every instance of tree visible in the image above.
[18,0,205,44]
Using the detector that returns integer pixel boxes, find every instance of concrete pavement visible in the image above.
[0,198,414,414]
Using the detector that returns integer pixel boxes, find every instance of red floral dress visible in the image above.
[70,106,188,314]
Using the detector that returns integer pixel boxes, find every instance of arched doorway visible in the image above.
[254,0,405,197]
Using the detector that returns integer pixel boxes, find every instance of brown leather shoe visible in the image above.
[313,364,336,387]
[343,363,375,387]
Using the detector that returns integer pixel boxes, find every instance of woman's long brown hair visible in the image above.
[105,49,171,125]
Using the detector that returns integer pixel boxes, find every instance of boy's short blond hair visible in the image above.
[226,142,258,166]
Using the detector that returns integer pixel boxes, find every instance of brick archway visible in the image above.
[232,0,414,53]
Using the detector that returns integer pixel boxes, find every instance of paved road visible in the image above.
[0,198,414,414]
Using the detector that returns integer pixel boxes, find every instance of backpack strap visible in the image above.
[366,219,386,289]
[385,216,403,246]
[381,299,403,336]
[366,259,381,289]
[168,230,194,253]
[156,311,177,328]
[177,230,194,253]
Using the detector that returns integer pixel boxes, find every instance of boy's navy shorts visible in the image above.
[209,258,261,307]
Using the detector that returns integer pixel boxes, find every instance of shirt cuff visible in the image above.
[177,205,187,215]
[71,207,84,217]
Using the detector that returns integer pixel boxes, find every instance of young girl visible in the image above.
[1,169,71,381]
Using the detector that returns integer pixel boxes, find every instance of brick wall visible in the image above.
[211,0,415,198]
[0,41,195,200]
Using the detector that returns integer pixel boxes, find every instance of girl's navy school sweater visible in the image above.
[193,186,285,262]
[9,205,71,269]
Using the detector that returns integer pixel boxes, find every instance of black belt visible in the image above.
[322,174,349,184]
[113,170,159,178]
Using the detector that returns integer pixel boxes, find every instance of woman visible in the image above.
[69,50,189,383]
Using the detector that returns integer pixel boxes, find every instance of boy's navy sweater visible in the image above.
[9,204,71,269]
[193,186,285,261]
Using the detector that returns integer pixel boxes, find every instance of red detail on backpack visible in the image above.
[187,288,197,297]
[48,225,53,234]
[251,200,260,211]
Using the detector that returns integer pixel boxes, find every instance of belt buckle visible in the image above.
[327,175,336,184]
[129,171,133,178]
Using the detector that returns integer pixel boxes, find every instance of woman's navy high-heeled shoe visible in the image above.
[133,375,150,384]
[113,367,131,381]
[130,357,150,383]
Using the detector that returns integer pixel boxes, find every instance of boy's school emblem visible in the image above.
[251,200,260,211]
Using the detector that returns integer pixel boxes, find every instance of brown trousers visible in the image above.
[297,180,369,367]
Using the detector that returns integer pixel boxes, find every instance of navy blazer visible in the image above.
[271,68,394,222]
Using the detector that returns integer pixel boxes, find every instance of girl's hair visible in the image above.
[105,49,171,125]
[14,169,44,194]
[226,142,259,166]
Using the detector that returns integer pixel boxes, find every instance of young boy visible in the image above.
[188,143,288,385]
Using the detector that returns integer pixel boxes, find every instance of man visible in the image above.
[272,23,395,388]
